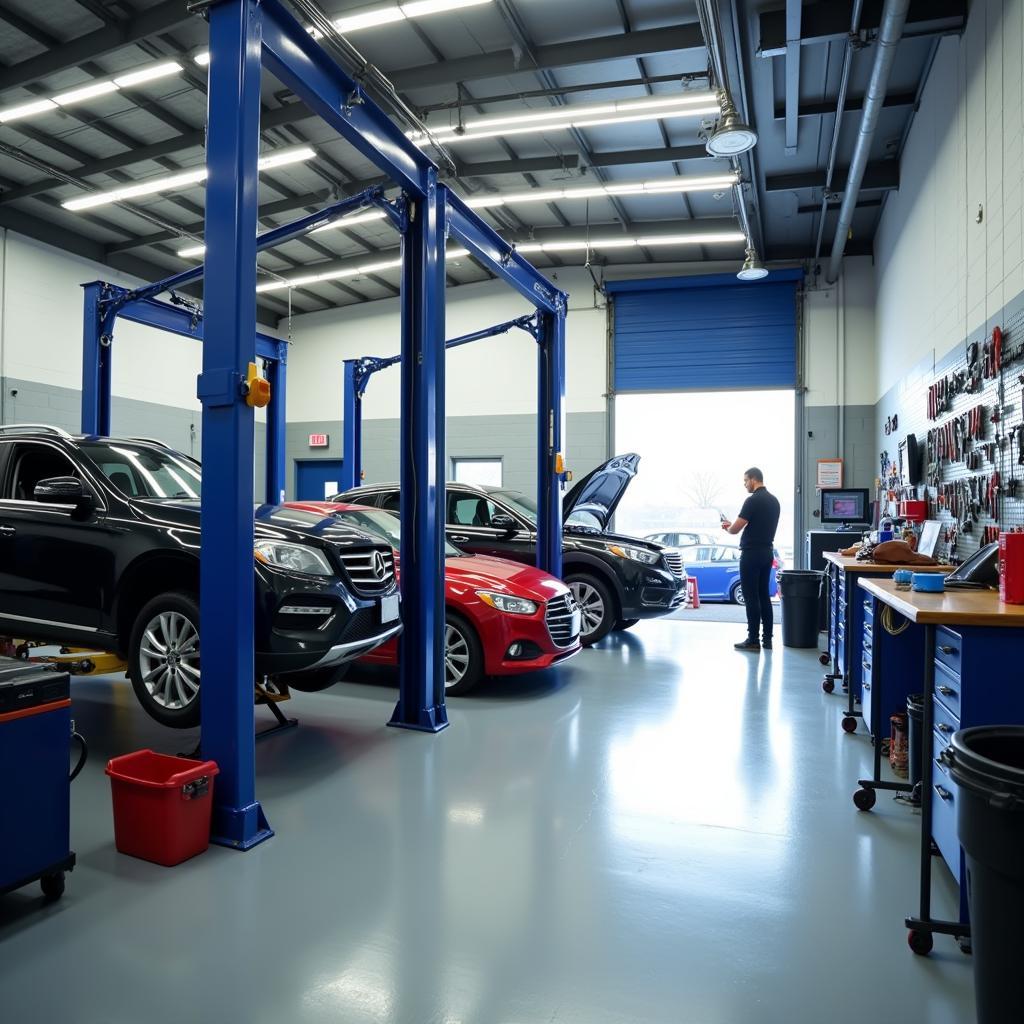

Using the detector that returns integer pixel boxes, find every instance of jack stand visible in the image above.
[256,698,297,742]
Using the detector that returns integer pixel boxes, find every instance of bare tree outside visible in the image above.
[685,472,724,512]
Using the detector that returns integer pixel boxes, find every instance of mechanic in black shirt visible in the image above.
[721,467,781,652]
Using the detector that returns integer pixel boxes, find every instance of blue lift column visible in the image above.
[197,0,272,849]
[537,308,567,578]
[264,341,288,504]
[391,170,449,733]
[81,281,113,436]
[340,359,362,492]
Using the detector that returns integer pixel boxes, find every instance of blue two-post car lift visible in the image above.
[340,313,541,490]
[78,0,567,850]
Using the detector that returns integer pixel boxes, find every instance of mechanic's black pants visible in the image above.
[739,547,774,642]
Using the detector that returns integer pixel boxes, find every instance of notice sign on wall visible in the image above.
[817,458,843,489]
[308,433,329,448]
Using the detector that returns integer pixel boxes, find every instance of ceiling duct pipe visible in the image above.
[825,0,910,283]
[695,0,763,279]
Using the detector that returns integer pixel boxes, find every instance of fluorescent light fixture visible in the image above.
[412,92,719,145]
[466,173,739,209]
[63,146,315,212]
[0,60,182,124]
[336,0,491,33]
[194,51,210,67]
[113,62,183,89]
[257,230,745,292]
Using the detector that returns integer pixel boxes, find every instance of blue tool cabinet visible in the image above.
[0,660,75,901]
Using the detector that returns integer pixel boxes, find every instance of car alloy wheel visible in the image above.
[732,584,746,606]
[445,622,471,690]
[570,581,605,638]
[138,610,201,711]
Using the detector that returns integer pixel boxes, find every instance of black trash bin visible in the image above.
[906,694,924,794]
[942,727,1024,1024]
[778,570,824,648]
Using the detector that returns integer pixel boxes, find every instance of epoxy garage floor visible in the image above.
[1,620,974,1024]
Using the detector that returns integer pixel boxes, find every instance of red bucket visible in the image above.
[106,750,219,866]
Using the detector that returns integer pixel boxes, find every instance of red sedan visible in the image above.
[286,502,582,694]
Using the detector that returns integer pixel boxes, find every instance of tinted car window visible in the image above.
[449,493,497,527]
[6,443,80,500]
[379,491,401,513]
[81,443,200,499]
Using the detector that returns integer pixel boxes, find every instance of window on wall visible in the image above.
[452,458,502,487]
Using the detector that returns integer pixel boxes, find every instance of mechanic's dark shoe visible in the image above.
[762,638,773,650]
[734,639,761,652]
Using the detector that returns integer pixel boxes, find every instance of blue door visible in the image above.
[295,460,345,501]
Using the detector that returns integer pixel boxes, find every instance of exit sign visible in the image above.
[308,433,329,448]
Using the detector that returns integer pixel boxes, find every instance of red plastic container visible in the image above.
[106,750,219,866]
[900,500,927,523]
[1000,532,1024,605]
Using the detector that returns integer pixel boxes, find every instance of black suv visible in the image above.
[0,426,401,728]
[334,454,686,645]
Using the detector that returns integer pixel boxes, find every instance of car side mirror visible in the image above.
[491,513,517,535]
[34,476,94,510]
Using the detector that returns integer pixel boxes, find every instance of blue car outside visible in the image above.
[674,544,779,604]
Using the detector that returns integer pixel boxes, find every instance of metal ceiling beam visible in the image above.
[0,1,187,96]
[390,23,704,91]
[784,0,802,153]
[765,162,899,192]
[773,91,917,119]
[797,198,881,214]
[768,240,873,260]
[0,204,280,327]
[759,0,966,56]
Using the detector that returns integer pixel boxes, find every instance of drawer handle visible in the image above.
[862,680,871,691]
[863,641,872,651]
[939,645,958,656]
[937,685,957,698]
[934,784,953,802]
[937,723,953,734]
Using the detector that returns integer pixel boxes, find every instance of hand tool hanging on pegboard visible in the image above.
[993,326,1003,375]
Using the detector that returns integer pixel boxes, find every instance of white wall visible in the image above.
[875,0,1024,398]
[804,255,877,408]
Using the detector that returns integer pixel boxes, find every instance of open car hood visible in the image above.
[562,453,640,531]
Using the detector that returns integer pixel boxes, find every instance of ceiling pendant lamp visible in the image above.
[706,91,758,157]
[736,246,769,281]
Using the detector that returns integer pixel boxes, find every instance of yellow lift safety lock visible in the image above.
[245,362,271,409]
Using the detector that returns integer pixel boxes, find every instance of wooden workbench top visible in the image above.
[822,552,952,574]
[859,577,1024,627]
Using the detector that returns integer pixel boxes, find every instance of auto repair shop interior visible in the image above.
[2,2,1023,1023]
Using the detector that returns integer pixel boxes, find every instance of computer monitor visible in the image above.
[820,488,870,526]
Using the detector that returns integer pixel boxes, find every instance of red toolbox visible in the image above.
[106,750,219,866]
[999,532,1024,605]
[900,500,927,523]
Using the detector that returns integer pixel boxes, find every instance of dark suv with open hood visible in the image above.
[333,454,685,645]
[0,426,401,728]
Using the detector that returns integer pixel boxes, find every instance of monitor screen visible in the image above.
[820,488,870,525]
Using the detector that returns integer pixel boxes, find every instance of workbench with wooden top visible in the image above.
[821,552,951,732]
[858,578,1024,956]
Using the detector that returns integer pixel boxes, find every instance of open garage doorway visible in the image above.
[613,390,796,623]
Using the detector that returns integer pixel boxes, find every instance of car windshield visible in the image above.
[81,442,201,500]
[335,508,460,557]
[491,489,536,523]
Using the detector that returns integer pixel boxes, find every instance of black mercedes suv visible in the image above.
[0,426,401,728]
[334,454,686,645]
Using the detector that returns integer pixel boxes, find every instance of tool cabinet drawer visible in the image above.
[933,660,962,720]
[861,662,874,731]
[932,695,960,747]
[863,597,873,623]
[931,736,962,886]
[934,627,963,678]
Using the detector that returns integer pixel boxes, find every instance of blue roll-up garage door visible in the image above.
[607,269,802,393]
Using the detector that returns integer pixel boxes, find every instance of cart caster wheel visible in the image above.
[907,929,933,956]
[958,937,972,955]
[841,716,858,733]
[822,678,835,694]
[853,787,877,811]
[40,872,65,901]
[819,653,830,666]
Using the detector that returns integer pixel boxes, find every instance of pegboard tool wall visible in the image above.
[878,299,1024,565]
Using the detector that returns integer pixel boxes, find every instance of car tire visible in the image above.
[445,612,483,696]
[287,664,350,692]
[730,582,746,606]
[614,617,640,631]
[128,592,202,729]
[566,574,616,646]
